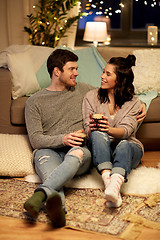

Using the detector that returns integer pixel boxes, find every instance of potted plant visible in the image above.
[24,0,81,48]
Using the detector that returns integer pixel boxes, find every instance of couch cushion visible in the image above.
[7,51,40,99]
[11,97,28,125]
[143,96,160,122]
[10,95,160,125]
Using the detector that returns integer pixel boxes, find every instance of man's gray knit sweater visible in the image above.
[25,82,94,150]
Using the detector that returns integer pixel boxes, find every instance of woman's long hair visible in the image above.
[98,54,136,108]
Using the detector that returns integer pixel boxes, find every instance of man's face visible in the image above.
[59,61,79,88]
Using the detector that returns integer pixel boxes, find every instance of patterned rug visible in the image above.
[0,178,160,239]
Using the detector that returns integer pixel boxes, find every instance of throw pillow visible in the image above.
[133,49,160,94]
[36,60,51,89]
[0,134,35,177]
[7,51,40,99]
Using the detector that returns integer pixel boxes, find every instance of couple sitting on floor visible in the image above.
[24,49,146,227]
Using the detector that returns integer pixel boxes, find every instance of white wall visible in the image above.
[0,0,36,51]
[0,0,79,51]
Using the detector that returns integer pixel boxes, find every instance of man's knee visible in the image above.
[69,148,84,161]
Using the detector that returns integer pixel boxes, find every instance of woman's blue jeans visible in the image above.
[33,146,91,208]
[88,131,143,180]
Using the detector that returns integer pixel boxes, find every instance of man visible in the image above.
[24,49,146,227]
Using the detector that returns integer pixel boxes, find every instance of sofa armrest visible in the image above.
[0,67,27,134]
[0,67,12,127]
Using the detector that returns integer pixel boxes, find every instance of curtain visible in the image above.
[0,0,78,51]
[0,0,36,51]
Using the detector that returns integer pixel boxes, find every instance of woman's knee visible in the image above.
[90,131,110,142]
[116,140,130,151]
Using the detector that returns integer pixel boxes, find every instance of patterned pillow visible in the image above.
[0,134,35,177]
[133,49,160,94]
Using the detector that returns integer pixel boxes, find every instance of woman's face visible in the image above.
[101,63,117,90]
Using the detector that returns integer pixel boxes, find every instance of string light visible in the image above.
[91,4,96,8]
[119,3,124,8]
[96,11,103,15]
[79,0,160,25]
[115,9,121,14]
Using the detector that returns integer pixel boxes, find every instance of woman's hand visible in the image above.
[89,113,109,132]
[89,113,97,131]
[136,103,146,123]
[97,115,110,132]
[63,130,85,147]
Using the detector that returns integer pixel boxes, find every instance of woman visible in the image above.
[82,55,144,208]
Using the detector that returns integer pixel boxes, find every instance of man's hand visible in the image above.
[63,130,85,147]
[136,103,146,123]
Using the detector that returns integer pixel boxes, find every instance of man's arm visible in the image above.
[25,99,66,150]
[136,103,146,123]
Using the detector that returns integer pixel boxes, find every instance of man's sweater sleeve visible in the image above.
[25,99,65,150]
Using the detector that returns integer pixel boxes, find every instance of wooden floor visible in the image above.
[0,151,160,240]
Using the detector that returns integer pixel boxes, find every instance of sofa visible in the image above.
[0,45,160,151]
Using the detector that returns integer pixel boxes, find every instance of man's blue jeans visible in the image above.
[33,146,91,207]
[88,131,143,180]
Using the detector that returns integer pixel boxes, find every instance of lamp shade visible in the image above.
[83,22,107,46]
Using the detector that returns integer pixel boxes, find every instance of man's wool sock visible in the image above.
[102,171,111,189]
[104,173,124,207]
[46,192,66,228]
[24,190,46,219]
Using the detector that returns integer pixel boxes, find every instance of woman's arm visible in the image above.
[82,94,95,136]
[98,116,125,138]
[82,95,126,139]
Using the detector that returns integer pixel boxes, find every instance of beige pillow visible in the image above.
[133,49,160,94]
[0,134,35,177]
[7,51,40,99]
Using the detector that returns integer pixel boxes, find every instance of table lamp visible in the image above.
[83,21,107,47]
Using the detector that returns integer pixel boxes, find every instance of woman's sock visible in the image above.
[105,194,122,208]
[24,190,46,219]
[104,173,124,207]
[102,171,111,189]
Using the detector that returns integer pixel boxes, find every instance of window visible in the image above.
[78,0,121,30]
[132,0,160,29]
[75,0,160,46]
